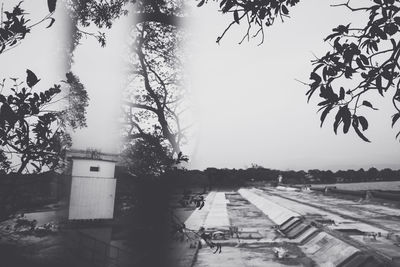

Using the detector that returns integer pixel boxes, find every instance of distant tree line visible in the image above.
[166,166,400,188]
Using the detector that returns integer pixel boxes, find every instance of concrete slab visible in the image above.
[225,192,277,240]
[351,235,400,260]
[204,192,230,230]
[330,222,387,234]
[300,231,359,266]
[238,189,298,225]
[194,243,313,267]
[184,192,216,231]
[338,252,384,267]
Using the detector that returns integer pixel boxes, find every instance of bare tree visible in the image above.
[122,20,189,176]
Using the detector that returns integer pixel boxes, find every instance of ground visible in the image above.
[170,186,400,267]
[2,185,400,266]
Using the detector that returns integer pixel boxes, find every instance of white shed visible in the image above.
[67,150,118,220]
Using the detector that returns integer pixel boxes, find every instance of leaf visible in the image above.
[47,0,57,13]
[356,58,365,70]
[352,119,371,142]
[333,108,342,134]
[358,116,368,131]
[281,5,289,15]
[375,26,387,40]
[362,100,378,110]
[219,0,227,8]
[320,105,332,127]
[342,106,352,134]
[26,69,40,88]
[339,87,345,100]
[394,17,400,26]
[233,10,239,24]
[46,17,55,28]
[310,72,321,84]
[384,23,398,36]
[392,113,400,127]
[197,0,206,7]
[376,76,383,96]
[359,54,369,65]
[371,41,378,52]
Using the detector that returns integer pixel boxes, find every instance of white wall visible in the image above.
[68,158,117,220]
[68,177,116,220]
[72,159,115,178]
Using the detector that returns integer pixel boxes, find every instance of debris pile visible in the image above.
[1,214,58,237]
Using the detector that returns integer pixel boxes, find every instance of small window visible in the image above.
[90,166,100,172]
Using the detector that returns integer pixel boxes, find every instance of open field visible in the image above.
[310,181,400,191]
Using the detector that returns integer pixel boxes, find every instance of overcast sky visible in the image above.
[185,0,400,171]
[4,1,399,171]
[0,1,70,89]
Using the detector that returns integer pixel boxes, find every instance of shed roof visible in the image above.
[67,149,119,162]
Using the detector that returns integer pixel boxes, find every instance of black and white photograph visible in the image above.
[1,0,400,266]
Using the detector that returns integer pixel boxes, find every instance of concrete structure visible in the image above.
[238,188,299,225]
[67,150,118,220]
[185,192,216,230]
[300,232,359,267]
[203,192,230,230]
[184,192,230,231]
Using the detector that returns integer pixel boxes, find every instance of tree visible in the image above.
[118,0,189,177]
[0,70,88,174]
[307,0,400,142]
[123,21,187,155]
[66,0,185,47]
[198,0,300,45]
[66,0,189,167]
[121,135,175,178]
[66,0,130,48]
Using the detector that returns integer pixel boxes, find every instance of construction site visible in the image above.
[170,186,400,267]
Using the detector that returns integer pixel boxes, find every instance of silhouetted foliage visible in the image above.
[60,72,89,129]
[166,165,400,187]
[66,0,185,47]
[0,70,88,174]
[197,0,300,45]
[121,135,175,177]
[307,0,400,142]
[0,1,57,54]
[197,0,400,142]
[67,0,130,47]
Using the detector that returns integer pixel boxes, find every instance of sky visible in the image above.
[3,0,400,172]
[184,0,400,171]
[2,1,129,163]
[0,1,70,88]
[69,13,133,154]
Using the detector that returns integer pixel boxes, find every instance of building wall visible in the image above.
[71,159,116,178]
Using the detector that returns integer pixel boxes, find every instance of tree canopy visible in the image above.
[0,70,88,174]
